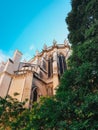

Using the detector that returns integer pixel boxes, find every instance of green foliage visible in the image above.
[56,0,98,129]
[0,95,28,130]
[28,97,62,130]
[66,0,98,46]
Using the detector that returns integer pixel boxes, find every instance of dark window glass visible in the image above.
[48,60,51,77]
[31,87,37,103]
[43,60,46,70]
[33,89,37,102]
[59,55,63,74]
[58,54,67,75]
[48,57,53,77]
[62,56,67,70]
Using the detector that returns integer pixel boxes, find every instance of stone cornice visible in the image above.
[29,43,71,62]
[33,72,53,84]
[0,71,13,78]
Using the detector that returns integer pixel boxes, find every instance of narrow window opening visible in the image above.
[58,54,67,75]
[48,57,53,77]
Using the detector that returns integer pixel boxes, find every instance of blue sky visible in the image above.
[0,0,71,62]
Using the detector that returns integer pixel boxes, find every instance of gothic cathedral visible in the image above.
[0,40,71,107]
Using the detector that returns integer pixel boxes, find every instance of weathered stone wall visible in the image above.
[8,75,25,101]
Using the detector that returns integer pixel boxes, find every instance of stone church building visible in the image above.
[0,40,70,107]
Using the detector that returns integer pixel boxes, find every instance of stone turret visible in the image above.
[13,50,22,71]
[53,39,57,46]
[0,50,22,98]
[43,44,47,50]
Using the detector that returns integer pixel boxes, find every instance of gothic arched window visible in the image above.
[43,60,46,70]
[48,57,53,77]
[30,86,38,103]
[41,58,46,70]
[58,54,67,75]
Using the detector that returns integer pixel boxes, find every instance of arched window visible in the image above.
[58,54,67,75]
[48,57,53,77]
[41,58,46,70]
[30,86,38,103]
[33,88,37,102]
[43,60,46,70]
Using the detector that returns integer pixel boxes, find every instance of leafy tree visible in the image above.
[0,95,29,130]
[56,0,98,129]
[27,97,67,130]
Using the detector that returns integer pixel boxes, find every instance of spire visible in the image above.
[43,43,47,50]
[36,50,39,56]
[53,39,57,46]
[64,39,69,46]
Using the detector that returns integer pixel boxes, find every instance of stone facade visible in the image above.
[0,41,71,108]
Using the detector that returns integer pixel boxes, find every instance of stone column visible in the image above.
[53,49,59,94]
[21,72,33,108]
